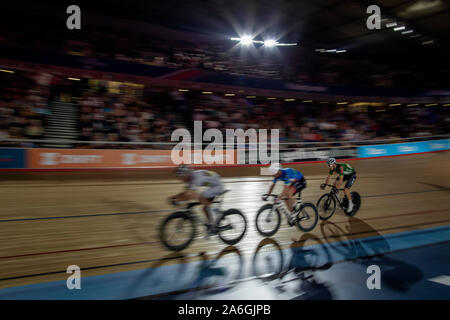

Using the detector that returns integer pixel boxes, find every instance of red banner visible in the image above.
[27,149,236,169]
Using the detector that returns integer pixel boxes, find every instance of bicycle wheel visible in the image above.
[317,193,337,220]
[159,212,196,251]
[255,204,281,237]
[295,202,318,232]
[217,209,247,245]
[346,192,361,216]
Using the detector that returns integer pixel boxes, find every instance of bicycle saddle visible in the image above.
[211,190,230,203]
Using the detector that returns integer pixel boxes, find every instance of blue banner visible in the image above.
[0,148,25,169]
[357,139,449,158]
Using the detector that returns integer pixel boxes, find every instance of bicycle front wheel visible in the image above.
[317,193,337,220]
[217,209,247,245]
[255,204,281,237]
[296,202,318,232]
[159,212,196,251]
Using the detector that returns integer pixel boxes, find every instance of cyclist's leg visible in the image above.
[344,174,356,197]
[293,178,307,199]
[344,174,356,211]
[201,185,223,225]
[342,176,352,201]
[282,184,296,212]
[198,194,213,222]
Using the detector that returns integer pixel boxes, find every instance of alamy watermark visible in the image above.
[170,121,279,168]
[366,265,381,290]
[366,5,381,30]
[66,265,81,290]
[66,5,81,30]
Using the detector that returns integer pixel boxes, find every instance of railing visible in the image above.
[1,134,449,150]
[0,135,448,170]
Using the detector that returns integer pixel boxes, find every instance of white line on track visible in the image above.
[428,275,450,286]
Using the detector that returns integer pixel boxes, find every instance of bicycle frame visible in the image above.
[323,185,346,209]
[174,192,228,228]
[265,194,301,221]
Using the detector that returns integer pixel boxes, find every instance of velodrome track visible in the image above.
[0,151,449,299]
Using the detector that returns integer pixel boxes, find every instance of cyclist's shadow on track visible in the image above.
[320,217,424,292]
[252,235,335,300]
[130,246,243,299]
[181,246,244,299]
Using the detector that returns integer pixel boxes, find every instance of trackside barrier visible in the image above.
[0,139,448,170]
[357,139,449,158]
[0,148,25,169]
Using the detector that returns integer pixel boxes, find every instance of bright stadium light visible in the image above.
[386,22,397,28]
[240,35,253,45]
[264,39,277,47]
[393,26,406,31]
[0,69,14,73]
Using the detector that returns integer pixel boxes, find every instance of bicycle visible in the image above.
[317,184,361,220]
[159,190,247,251]
[255,193,318,237]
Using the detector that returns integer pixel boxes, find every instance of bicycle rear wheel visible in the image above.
[317,193,337,220]
[296,202,318,232]
[346,192,361,216]
[217,209,247,245]
[159,212,196,251]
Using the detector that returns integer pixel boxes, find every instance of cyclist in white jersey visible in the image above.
[168,165,225,235]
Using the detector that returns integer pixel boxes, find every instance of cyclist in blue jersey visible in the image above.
[263,163,307,214]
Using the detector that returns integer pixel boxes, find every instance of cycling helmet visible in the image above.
[326,158,336,166]
[267,163,282,175]
[175,164,192,176]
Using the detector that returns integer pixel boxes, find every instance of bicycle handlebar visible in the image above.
[321,184,345,191]
[262,194,289,201]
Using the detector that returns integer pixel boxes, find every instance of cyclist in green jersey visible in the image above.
[321,158,357,213]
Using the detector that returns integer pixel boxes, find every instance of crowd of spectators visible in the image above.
[73,83,449,149]
[1,68,449,149]
[0,70,55,147]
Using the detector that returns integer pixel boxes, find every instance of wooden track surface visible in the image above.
[0,152,449,289]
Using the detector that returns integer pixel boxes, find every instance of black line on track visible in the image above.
[0,209,169,223]
[2,218,450,282]
[0,176,389,188]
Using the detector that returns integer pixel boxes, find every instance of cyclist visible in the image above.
[321,158,356,213]
[263,163,307,214]
[168,164,225,236]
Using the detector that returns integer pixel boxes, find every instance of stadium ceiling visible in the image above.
[3,0,450,57]
[62,0,450,51]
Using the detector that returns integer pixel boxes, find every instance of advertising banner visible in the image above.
[0,148,25,169]
[280,148,356,163]
[27,149,236,169]
[357,139,449,158]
